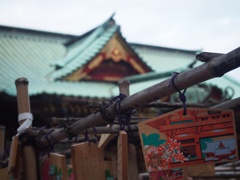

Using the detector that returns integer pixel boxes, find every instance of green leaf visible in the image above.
[142,133,166,146]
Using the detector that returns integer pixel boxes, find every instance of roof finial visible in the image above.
[110,12,115,19]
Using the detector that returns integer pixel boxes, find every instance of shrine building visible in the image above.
[0,14,240,139]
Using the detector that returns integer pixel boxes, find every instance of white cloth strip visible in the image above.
[18,112,33,123]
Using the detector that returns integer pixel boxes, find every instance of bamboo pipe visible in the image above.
[15,78,31,116]
[15,78,38,180]
[37,47,240,146]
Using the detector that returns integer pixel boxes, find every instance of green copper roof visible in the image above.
[130,43,199,72]
[0,24,116,98]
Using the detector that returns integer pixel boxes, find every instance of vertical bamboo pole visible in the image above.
[15,78,37,180]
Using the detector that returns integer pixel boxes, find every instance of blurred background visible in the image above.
[0,0,239,80]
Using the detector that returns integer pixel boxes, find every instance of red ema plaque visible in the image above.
[138,108,238,173]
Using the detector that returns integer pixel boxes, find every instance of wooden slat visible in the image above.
[98,125,116,150]
[7,136,18,174]
[117,131,128,180]
[0,168,11,180]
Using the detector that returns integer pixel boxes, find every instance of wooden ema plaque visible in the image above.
[49,153,68,180]
[0,168,11,180]
[138,108,238,176]
[71,142,113,180]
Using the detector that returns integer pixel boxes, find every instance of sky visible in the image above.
[0,0,240,81]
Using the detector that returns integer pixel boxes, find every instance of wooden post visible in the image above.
[98,125,117,150]
[110,146,118,178]
[128,144,138,179]
[117,131,128,180]
[37,47,240,146]
[116,79,138,179]
[15,78,37,180]
[0,126,5,158]
[98,80,130,150]
[118,80,130,96]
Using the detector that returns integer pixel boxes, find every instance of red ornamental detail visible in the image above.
[219,142,225,148]
[166,115,173,121]
[188,110,199,117]
[145,138,186,171]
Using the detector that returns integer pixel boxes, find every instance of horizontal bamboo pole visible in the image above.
[37,47,240,146]
[144,101,206,108]
[51,117,146,125]
[59,137,98,143]
[216,160,240,167]
[28,125,138,137]
[211,97,240,109]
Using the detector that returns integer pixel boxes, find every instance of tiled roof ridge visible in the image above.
[64,13,116,47]
[64,28,96,46]
[122,69,186,84]
[0,25,75,43]
[223,75,240,86]
[130,42,202,54]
